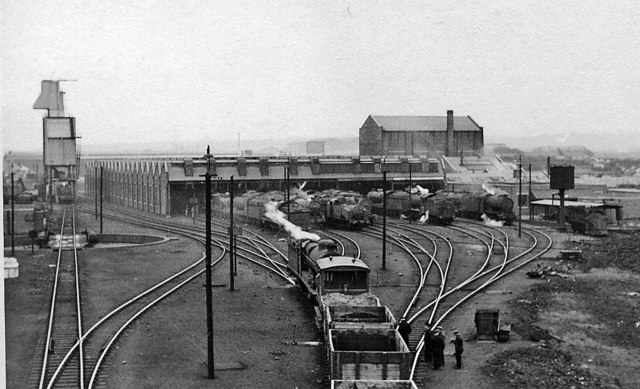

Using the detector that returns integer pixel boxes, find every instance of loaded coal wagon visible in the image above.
[327,328,412,381]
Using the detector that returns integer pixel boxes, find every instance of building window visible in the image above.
[429,162,439,173]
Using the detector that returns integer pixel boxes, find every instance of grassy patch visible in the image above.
[579,232,640,274]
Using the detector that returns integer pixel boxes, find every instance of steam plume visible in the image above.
[264,201,320,241]
[482,183,507,196]
[291,183,313,202]
[481,213,504,227]
[413,185,430,196]
[419,211,429,224]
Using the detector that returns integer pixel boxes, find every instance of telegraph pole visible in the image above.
[11,162,15,256]
[528,164,532,221]
[408,163,412,224]
[518,155,522,238]
[94,166,98,220]
[287,163,291,217]
[203,146,215,379]
[229,175,235,291]
[100,166,103,234]
[382,171,387,270]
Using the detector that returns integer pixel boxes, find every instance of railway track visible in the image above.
[351,220,553,386]
[75,199,295,285]
[72,195,553,388]
[28,207,85,389]
[406,223,552,384]
[29,198,299,388]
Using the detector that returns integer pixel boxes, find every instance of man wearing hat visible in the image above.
[423,322,433,363]
[397,317,412,346]
[431,327,445,369]
[450,329,464,369]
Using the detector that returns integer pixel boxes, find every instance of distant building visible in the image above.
[306,141,325,155]
[359,110,484,157]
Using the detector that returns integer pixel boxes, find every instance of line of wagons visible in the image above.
[212,189,376,230]
[288,237,418,389]
[366,189,517,225]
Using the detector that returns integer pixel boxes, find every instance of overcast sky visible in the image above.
[2,1,639,152]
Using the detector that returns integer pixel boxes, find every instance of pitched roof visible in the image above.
[370,115,482,132]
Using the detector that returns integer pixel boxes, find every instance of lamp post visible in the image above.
[11,162,15,256]
[203,146,215,379]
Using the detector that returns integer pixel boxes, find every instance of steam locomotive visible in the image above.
[288,238,414,386]
[314,189,376,229]
[366,189,456,225]
[457,190,515,225]
[366,188,516,225]
[212,190,324,230]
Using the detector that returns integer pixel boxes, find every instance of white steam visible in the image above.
[264,201,320,241]
[419,211,429,224]
[413,185,430,196]
[481,213,504,227]
[482,183,507,196]
[290,182,313,201]
[482,183,496,195]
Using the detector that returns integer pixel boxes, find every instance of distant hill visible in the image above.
[6,130,638,159]
[78,136,360,157]
[486,131,640,155]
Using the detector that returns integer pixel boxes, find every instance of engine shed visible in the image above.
[84,156,445,217]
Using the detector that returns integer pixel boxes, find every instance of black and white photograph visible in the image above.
[2,1,640,388]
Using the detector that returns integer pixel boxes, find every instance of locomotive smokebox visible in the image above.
[550,165,575,190]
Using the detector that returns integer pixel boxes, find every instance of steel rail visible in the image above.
[408,227,551,380]
[320,229,362,260]
[86,253,226,389]
[49,206,294,386]
[243,229,290,265]
[38,207,67,389]
[71,207,85,388]
[75,204,293,282]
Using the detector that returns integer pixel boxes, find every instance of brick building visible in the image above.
[359,110,484,157]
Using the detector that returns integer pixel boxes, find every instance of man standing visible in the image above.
[451,329,464,369]
[423,323,433,363]
[398,317,412,346]
[431,328,445,369]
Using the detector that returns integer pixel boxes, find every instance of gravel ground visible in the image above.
[6,206,640,388]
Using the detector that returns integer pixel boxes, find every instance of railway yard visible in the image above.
[4,193,640,389]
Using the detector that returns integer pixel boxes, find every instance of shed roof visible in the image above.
[370,115,482,132]
[530,199,605,208]
[531,187,608,201]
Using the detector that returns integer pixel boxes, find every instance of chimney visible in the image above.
[446,110,454,156]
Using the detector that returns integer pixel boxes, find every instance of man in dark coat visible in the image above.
[398,317,412,346]
[431,328,445,369]
[450,329,464,369]
[423,323,433,363]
